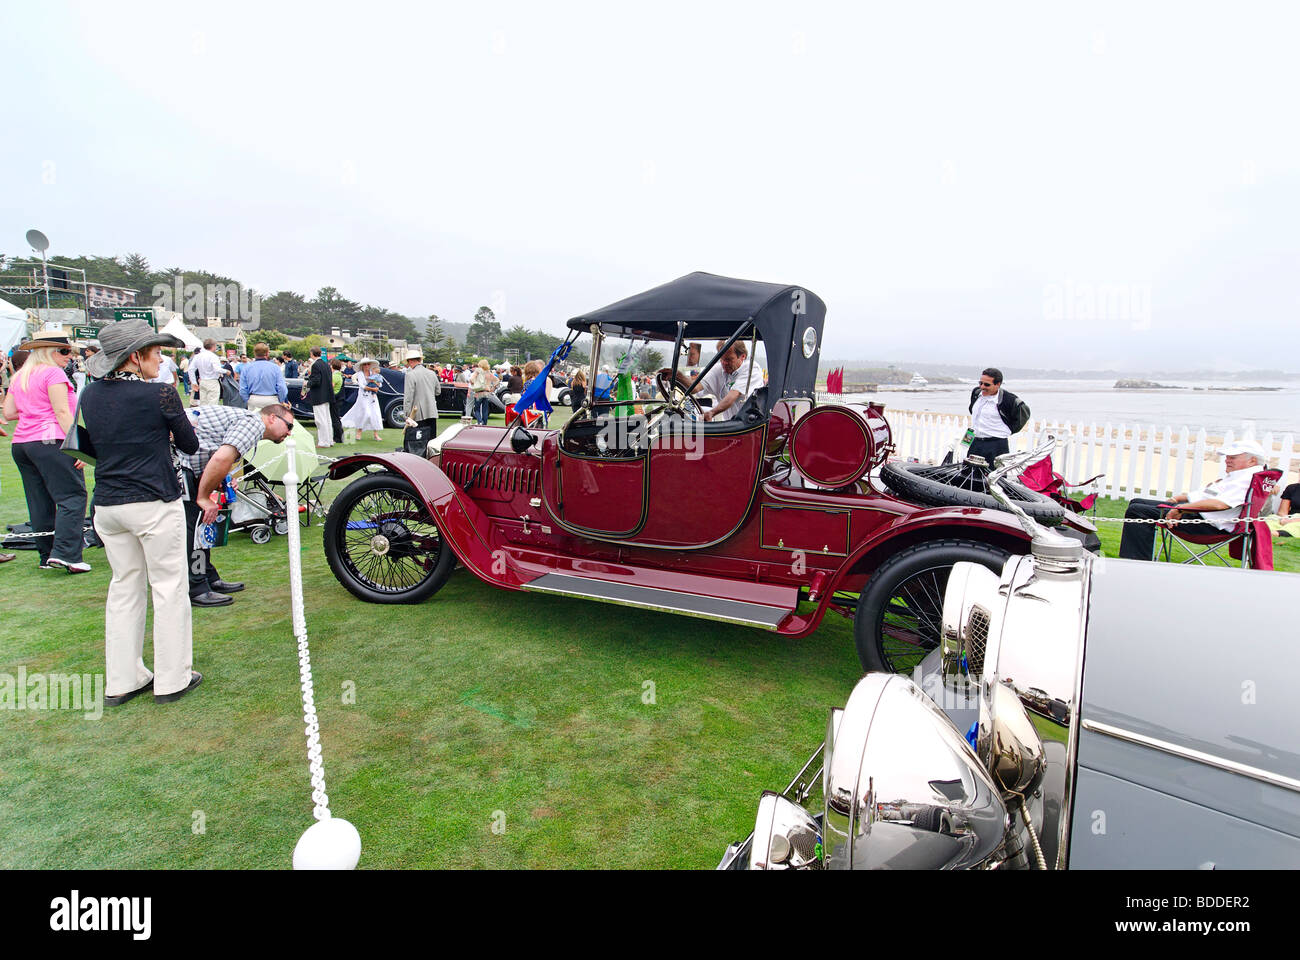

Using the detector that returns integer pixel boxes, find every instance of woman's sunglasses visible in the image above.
[56,348,73,356]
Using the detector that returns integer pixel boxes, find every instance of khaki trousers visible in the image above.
[198,380,220,406]
[313,403,334,447]
[94,499,194,698]
[247,394,278,412]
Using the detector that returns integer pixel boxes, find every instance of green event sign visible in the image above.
[72,325,101,340]
[114,308,155,328]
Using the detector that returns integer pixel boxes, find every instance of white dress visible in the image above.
[341,372,384,430]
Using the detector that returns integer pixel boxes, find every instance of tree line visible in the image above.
[1,252,581,364]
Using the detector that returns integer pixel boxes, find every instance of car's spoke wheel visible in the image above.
[854,539,1009,674]
[324,473,455,604]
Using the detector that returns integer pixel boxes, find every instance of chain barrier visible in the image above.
[1090,515,1287,525]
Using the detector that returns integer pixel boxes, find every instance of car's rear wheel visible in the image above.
[854,539,1010,674]
[323,472,455,604]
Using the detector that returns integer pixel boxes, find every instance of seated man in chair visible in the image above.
[1118,440,1266,561]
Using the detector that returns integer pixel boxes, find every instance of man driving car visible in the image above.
[701,341,763,422]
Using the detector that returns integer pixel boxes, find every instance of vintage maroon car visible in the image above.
[322,272,1098,672]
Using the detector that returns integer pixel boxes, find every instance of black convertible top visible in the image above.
[567,271,826,402]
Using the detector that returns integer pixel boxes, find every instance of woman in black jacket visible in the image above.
[82,320,204,706]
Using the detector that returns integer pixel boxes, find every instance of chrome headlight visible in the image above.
[980,680,1046,797]
[821,674,1007,870]
[749,792,824,870]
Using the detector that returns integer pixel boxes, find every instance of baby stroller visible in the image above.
[239,420,330,537]
[226,470,291,543]
[221,421,326,543]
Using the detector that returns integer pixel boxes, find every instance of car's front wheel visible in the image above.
[323,472,455,604]
[854,539,1009,674]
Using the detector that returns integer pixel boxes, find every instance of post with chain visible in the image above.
[282,436,362,869]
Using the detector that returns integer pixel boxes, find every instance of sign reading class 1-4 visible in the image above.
[114,308,155,328]
[72,325,100,340]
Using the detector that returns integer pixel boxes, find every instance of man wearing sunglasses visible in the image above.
[179,402,296,607]
[966,367,1031,463]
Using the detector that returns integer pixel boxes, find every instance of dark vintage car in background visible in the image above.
[287,368,518,427]
[285,366,410,429]
[720,457,1300,870]
[316,272,1100,673]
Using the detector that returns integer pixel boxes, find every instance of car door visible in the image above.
[543,418,648,537]
[631,419,766,548]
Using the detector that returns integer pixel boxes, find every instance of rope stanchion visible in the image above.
[281,437,361,870]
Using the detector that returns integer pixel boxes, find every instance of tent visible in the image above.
[159,315,203,350]
[0,297,29,354]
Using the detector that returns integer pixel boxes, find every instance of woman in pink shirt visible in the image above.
[2,334,89,572]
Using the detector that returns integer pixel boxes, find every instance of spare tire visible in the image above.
[881,459,1066,526]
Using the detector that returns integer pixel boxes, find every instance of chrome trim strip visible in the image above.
[1059,558,1091,869]
[1079,719,1300,794]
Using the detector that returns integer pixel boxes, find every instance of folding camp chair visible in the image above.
[1158,469,1281,571]
[296,471,331,526]
[1019,454,1103,514]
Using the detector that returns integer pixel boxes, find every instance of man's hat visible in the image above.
[405,348,423,361]
[85,319,185,378]
[1220,439,1267,460]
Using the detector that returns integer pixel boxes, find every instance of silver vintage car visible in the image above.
[720,440,1300,870]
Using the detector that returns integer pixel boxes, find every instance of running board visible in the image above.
[521,573,793,630]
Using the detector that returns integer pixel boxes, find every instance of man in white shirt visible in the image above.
[191,340,227,406]
[1118,440,1267,560]
[966,367,1027,462]
[702,341,764,423]
[150,351,179,387]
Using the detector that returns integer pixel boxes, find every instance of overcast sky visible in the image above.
[4,2,1297,370]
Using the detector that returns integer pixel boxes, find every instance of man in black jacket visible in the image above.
[305,346,335,448]
[967,367,1029,462]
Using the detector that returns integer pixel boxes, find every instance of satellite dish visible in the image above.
[26,229,49,253]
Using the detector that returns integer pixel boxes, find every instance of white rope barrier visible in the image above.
[282,437,361,870]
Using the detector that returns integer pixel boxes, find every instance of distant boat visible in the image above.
[908,373,928,387]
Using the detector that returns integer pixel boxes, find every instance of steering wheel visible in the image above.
[654,370,702,422]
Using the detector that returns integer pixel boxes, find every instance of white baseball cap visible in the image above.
[1220,439,1267,459]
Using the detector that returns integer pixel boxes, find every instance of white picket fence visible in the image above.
[882,410,1297,501]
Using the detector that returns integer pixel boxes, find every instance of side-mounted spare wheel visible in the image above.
[881,460,1066,526]
[323,472,456,604]
[854,538,1010,674]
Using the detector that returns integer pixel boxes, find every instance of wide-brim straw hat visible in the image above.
[85,319,184,378]
[404,348,423,361]
[355,357,379,368]
[19,333,75,351]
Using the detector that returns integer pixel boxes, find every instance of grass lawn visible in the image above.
[1,409,1296,869]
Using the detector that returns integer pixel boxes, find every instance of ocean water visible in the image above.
[871,379,1300,437]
